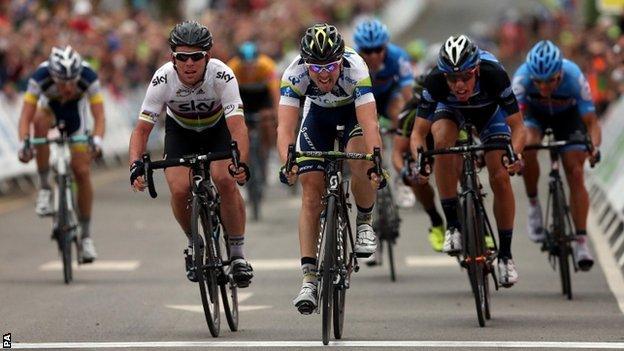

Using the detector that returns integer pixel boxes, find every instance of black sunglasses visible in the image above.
[444,67,477,83]
[361,46,384,55]
[173,51,208,62]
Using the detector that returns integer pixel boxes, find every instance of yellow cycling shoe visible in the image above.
[485,233,495,250]
[428,225,445,252]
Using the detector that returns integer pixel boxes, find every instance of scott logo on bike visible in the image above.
[179,100,216,113]
[329,175,339,190]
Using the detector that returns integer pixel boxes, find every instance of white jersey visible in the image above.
[279,47,375,108]
[139,60,244,132]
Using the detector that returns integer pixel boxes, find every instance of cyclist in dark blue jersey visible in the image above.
[512,40,601,271]
[410,35,526,287]
[17,46,105,262]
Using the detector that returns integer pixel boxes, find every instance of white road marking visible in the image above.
[588,211,624,314]
[166,292,271,313]
[11,340,624,349]
[250,259,300,270]
[405,255,457,267]
[38,260,140,271]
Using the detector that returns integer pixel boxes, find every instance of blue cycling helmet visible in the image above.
[238,41,258,62]
[526,40,562,80]
[353,18,390,49]
[48,46,83,81]
[437,35,480,73]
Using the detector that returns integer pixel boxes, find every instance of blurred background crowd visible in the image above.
[1,0,624,117]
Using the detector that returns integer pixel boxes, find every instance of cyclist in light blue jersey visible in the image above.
[512,40,601,271]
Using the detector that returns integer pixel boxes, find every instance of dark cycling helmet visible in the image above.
[238,41,259,62]
[169,20,213,51]
[300,23,345,63]
[437,35,480,73]
[526,40,562,80]
[353,18,389,49]
[48,46,83,81]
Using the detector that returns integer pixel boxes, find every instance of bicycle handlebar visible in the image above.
[143,141,241,199]
[524,138,599,168]
[416,142,516,176]
[29,134,90,146]
[285,144,382,174]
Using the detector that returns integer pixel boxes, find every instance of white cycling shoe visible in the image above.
[498,257,519,287]
[395,180,416,208]
[527,202,546,242]
[573,236,594,271]
[36,189,54,216]
[81,238,97,263]
[442,227,462,255]
[354,224,377,257]
[293,282,318,315]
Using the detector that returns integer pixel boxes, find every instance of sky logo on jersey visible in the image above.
[179,100,216,112]
[216,71,234,83]
[152,74,167,86]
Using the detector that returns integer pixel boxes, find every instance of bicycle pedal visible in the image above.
[296,301,315,315]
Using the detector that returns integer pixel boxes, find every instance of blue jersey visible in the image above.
[370,43,413,96]
[512,59,595,117]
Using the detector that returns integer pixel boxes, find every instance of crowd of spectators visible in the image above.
[0,0,384,101]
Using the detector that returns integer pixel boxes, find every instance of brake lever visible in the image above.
[142,153,157,199]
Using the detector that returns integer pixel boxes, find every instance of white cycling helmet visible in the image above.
[48,45,83,81]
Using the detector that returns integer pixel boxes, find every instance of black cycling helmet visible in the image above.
[300,23,345,63]
[169,21,213,51]
[437,35,479,73]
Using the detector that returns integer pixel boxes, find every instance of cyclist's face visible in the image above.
[53,78,78,97]
[532,72,562,97]
[445,67,478,102]
[172,45,209,86]
[359,46,385,71]
[307,60,342,93]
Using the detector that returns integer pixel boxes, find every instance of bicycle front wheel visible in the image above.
[321,197,337,345]
[219,231,239,332]
[55,178,73,284]
[333,202,348,339]
[464,193,487,327]
[552,182,572,300]
[191,197,220,337]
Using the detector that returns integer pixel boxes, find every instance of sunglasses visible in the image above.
[51,75,79,84]
[305,60,341,74]
[361,46,384,55]
[532,74,561,85]
[173,51,208,62]
[445,68,477,83]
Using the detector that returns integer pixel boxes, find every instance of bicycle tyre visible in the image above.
[552,182,572,300]
[321,197,337,345]
[387,239,396,282]
[333,204,347,339]
[56,178,72,284]
[464,193,486,327]
[191,197,220,337]
[247,130,264,221]
[219,230,239,331]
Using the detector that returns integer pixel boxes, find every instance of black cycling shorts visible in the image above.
[163,116,232,160]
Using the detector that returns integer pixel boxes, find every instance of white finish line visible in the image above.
[38,260,140,271]
[11,341,624,349]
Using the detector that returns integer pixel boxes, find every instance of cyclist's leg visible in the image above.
[164,166,193,235]
[561,151,588,230]
[522,116,545,242]
[33,106,55,215]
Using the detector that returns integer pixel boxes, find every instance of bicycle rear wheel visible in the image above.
[552,183,572,300]
[191,197,220,336]
[387,239,396,282]
[464,193,486,327]
[321,197,337,345]
[219,230,239,331]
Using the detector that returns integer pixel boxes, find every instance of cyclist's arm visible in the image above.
[128,120,154,165]
[581,111,601,147]
[355,101,382,153]
[18,98,37,140]
[276,104,299,164]
[89,100,105,139]
[409,117,431,157]
[226,115,249,163]
[506,111,526,154]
